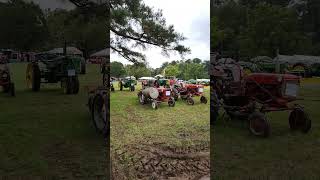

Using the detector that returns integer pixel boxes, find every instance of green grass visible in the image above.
[212,78,320,179]
[0,63,107,179]
[110,82,210,178]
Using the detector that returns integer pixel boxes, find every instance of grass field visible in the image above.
[110,82,210,179]
[212,78,320,179]
[0,63,107,179]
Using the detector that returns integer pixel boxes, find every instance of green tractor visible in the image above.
[26,53,80,94]
[46,47,86,74]
[118,76,137,91]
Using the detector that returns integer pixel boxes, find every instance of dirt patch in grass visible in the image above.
[42,141,84,179]
[112,143,210,180]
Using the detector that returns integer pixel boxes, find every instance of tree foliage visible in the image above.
[0,0,48,50]
[110,0,190,63]
[211,0,320,58]
[110,61,126,77]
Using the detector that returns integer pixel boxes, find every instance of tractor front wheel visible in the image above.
[186,96,194,105]
[200,96,207,104]
[151,100,158,110]
[168,97,175,107]
[289,108,311,133]
[131,85,135,91]
[248,112,270,137]
[64,77,79,94]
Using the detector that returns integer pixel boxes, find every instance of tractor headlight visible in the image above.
[284,82,298,97]
[277,76,283,82]
[198,88,204,93]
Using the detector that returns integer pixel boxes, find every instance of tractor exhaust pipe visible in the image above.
[63,41,67,56]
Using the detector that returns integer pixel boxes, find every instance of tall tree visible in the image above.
[110,0,190,63]
[0,0,48,50]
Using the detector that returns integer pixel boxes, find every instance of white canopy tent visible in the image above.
[138,77,156,81]
[46,47,83,55]
[90,48,110,57]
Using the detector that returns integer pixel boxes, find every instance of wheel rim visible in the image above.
[152,102,157,109]
[26,65,33,88]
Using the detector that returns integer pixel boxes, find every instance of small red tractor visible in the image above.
[0,58,15,96]
[173,83,207,105]
[138,80,175,109]
[211,58,311,137]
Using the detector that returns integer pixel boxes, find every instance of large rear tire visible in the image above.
[92,94,109,136]
[26,63,40,91]
[73,77,80,94]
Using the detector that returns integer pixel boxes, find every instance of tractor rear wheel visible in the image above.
[200,96,207,104]
[186,96,194,105]
[289,108,311,133]
[168,97,175,107]
[72,77,80,94]
[119,82,123,91]
[92,94,109,136]
[248,112,270,137]
[64,77,73,94]
[26,63,40,91]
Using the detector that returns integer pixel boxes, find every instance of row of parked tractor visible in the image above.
[109,76,208,110]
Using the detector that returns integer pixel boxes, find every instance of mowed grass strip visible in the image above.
[212,78,320,179]
[0,63,107,178]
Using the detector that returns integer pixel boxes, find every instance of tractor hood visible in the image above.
[244,73,300,84]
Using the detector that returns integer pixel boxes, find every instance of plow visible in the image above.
[211,58,311,137]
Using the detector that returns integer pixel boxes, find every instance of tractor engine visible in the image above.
[244,73,300,106]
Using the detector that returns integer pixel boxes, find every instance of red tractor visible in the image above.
[138,80,175,109]
[173,83,207,105]
[211,58,311,137]
[0,58,15,96]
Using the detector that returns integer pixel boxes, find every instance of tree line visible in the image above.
[211,0,320,60]
[0,0,106,58]
[111,58,209,80]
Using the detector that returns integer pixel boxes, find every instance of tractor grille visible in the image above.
[284,82,299,97]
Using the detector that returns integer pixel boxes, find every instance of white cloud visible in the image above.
[111,0,210,68]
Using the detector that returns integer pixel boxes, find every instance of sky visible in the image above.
[0,0,75,10]
[111,0,210,68]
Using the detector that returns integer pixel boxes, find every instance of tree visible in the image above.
[125,63,151,78]
[110,0,190,63]
[164,65,180,77]
[238,3,311,57]
[45,8,107,58]
[110,61,126,77]
[0,0,48,50]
